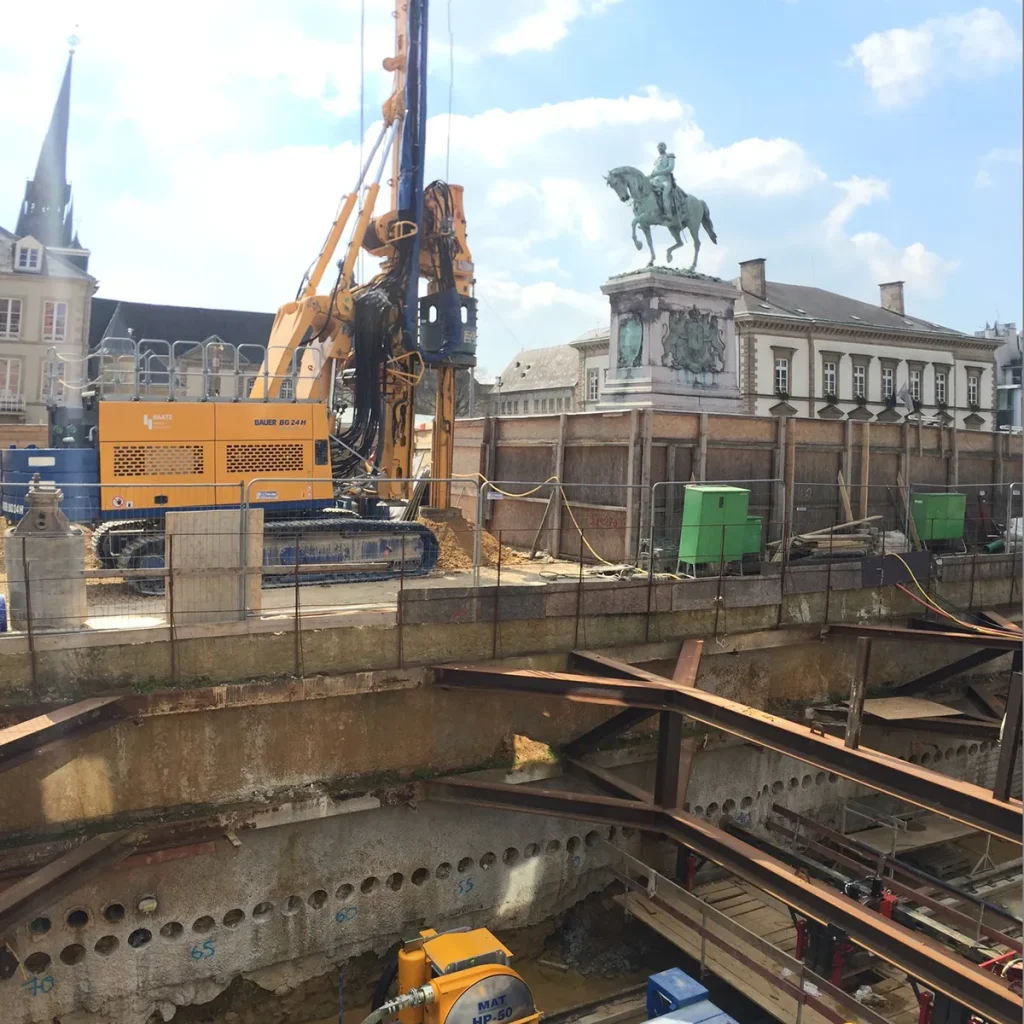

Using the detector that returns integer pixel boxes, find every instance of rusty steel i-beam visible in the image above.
[425,777,1021,1024]
[434,663,1023,842]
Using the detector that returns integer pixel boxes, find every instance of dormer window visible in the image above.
[15,238,42,273]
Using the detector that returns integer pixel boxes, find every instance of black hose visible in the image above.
[371,951,399,1010]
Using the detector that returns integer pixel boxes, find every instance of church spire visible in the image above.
[16,51,76,248]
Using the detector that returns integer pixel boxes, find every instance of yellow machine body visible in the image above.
[97,400,334,514]
[396,928,539,1024]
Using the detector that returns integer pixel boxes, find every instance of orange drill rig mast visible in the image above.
[250,0,475,510]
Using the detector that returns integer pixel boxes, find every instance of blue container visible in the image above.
[647,969,708,1018]
[0,447,100,523]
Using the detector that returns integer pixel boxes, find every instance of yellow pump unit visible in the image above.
[364,927,539,1024]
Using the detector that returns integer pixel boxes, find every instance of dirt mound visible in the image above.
[418,512,526,571]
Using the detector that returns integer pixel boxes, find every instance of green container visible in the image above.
[678,485,762,565]
[911,492,966,541]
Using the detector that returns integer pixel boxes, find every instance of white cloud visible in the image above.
[490,0,623,55]
[825,177,890,236]
[848,235,958,299]
[973,144,1023,187]
[848,8,1021,107]
[821,179,957,299]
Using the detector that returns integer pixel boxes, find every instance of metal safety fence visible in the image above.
[0,475,1019,685]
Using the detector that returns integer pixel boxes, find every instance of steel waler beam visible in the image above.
[425,777,1021,1024]
[0,831,137,939]
[824,623,1021,650]
[0,697,126,775]
[436,665,1022,842]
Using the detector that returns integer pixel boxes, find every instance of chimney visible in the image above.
[739,258,766,300]
[879,281,904,316]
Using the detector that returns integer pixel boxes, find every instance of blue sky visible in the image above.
[1,0,1021,377]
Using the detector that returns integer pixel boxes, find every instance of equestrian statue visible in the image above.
[605,143,717,271]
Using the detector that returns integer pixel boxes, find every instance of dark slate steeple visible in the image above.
[16,51,79,250]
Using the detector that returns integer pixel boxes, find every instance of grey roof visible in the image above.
[734,280,967,338]
[569,326,610,348]
[496,344,579,393]
[0,224,93,280]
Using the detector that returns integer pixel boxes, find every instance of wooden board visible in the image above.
[852,813,976,854]
[860,697,961,720]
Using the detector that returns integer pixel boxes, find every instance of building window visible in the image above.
[0,298,22,340]
[774,357,789,395]
[935,371,946,404]
[41,359,67,402]
[556,397,563,412]
[42,300,68,343]
[278,378,295,400]
[513,400,519,414]
[587,367,600,402]
[822,360,836,396]
[909,368,921,402]
[967,373,979,406]
[882,367,894,399]
[853,364,866,398]
[17,246,40,271]
[501,401,507,414]
[0,357,22,407]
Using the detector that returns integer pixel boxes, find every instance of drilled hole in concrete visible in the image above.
[127,928,152,948]
[740,796,753,809]
[102,902,125,924]
[969,743,980,755]
[360,877,379,895]
[920,753,932,765]
[60,944,86,966]
[281,895,303,915]
[24,952,51,975]
[0,947,18,980]
[412,868,430,886]
[307,891,328,910]
[223,909,246,928]
[621,827,636,839]
[828,773,838,783]
[801,775,812,789]
[760,784,770,798]
[693,805,704,816]
[66,909,90,930]
[815,773,825,786]
[567,837,581,854]
[932,750,943,762]
[192,916,215,933]
[479,853,497,870]
[956,745,967,756]
[773,781,785,794]
[502,848,520,866]
[523,844,539,859]
[789,777,799,789]
[386,873,404,891]
[457,857,474,873]
[585,830,601,847]
[908,754,918,764]
[252,903,274,923]
[546,840,561,853]
[29,916,51,935]
[95,935,119,956]
[945,747,955,758]
[722,799,736,813]
[434,864,451,880]
[160,922,184,939]
[706,802,719,816]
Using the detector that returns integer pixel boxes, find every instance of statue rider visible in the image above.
[650,142,679,217]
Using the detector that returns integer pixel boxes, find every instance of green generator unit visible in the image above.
[677,485,762,569]
[911,492,966,541]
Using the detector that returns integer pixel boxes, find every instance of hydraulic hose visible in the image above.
[370,951,399,1010]
[360,984,434,1024]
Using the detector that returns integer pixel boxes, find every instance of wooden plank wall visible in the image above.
[452,412,1022,562]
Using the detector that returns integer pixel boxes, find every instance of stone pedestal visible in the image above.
[599,268,743,412]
